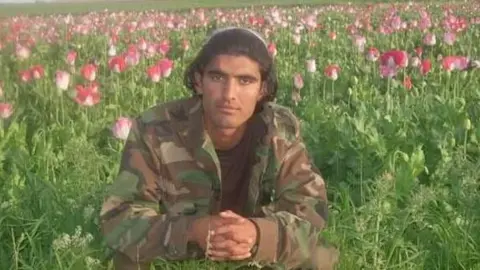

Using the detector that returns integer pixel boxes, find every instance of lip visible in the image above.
[217,106,238,113]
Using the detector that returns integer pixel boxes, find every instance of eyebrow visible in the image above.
[206,69,259,81]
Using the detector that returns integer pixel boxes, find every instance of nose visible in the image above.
[222,78,237,100]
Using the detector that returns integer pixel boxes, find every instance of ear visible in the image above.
[193,72,203,95]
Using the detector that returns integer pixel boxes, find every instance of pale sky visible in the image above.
[0,0,37,3]
[0,0,58,3]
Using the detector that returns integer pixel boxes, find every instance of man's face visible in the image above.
[195,54,264,130]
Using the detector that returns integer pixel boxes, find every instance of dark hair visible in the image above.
[183,27,278,112]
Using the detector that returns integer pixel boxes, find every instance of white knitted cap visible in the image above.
[205,26,268,47]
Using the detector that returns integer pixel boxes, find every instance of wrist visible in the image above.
[188,215,212,245]
[187,228,194,243]
[187,219,197,243]
[188,216,204,243]
[248,219,260,253]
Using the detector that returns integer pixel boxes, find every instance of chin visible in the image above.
[215,122,240,129]
[213,118,242,129]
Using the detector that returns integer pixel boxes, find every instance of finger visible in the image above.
[208,238,251,256]
[208,256,228,262]
[212,228,254,244]
[209,234,227,243]
[213,224,236,236]
[212,226,253,244]
[228,232,255,245]
[209,252,252,261]
[228,244,252,256]
[228,251,252,260]
[209,239,237,249]
[208,247,250,258]
[219,210,246,222]
[208,247,251,258]
[211,216,243,227]
[209,235,251,253]
[207,248,231,258]
[210,239,251,251]
[210,233,252,244]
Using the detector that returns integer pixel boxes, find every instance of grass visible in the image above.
[1,1,480,270]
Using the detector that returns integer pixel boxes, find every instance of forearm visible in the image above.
[247,107,338,268]
[248,158,330,267]
[249,212,326,267]
[100,197,204,263]
[248,217,278,263]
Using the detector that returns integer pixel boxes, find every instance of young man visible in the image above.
[99,27,339,270]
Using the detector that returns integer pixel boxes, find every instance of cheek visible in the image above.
[240,88,262,108]
[201,82,221,100]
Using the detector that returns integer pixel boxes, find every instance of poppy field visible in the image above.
[1,1,480,269]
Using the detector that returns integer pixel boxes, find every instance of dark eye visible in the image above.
[211,74,223,81]
[239,77,253,85]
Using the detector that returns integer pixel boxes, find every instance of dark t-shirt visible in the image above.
[215,115,266,216]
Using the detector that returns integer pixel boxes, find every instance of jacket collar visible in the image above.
[176,95,276,214]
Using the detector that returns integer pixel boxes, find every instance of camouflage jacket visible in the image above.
[99,96,332,269]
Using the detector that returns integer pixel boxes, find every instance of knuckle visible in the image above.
[232,247,248,255]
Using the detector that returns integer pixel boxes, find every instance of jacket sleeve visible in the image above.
[99,118,203,264]
[249,130,337,269]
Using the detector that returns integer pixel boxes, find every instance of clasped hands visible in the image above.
[189,210,258,261]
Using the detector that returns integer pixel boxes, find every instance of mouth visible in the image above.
[217,106,239,114]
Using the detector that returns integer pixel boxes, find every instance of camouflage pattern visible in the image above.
[99,96,339,269]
